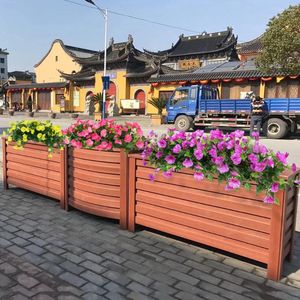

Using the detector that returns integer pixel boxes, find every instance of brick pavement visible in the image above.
[0,185,300,299]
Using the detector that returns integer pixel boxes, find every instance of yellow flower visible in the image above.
[31,129,35,134]
[37,133,43,139]
[7,136,12,142]
[23,134,28,142]
[16,140,22,146]
[21,127,27,133]
[41,134,46,141]
[36,125,45,131]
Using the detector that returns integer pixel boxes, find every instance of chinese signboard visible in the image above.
[178,59,201,70]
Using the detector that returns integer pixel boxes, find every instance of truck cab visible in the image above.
[166,85,218,131]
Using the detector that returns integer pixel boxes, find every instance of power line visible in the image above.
[62,0,199,33]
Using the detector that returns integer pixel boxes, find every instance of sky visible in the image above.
[1,0,299,71]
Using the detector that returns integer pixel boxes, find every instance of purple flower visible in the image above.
[253,142,260,154]
[182,140,188,149]
[210,129,224,140]
[251,131,260,140]
[226,139,235,150]
[234,130,245,139]
[276,151,288,165]
[172,144,182,154]
[271,182,279,193]
[213,156,224,166]
[259,144,268,155]
[194,149,203,160]
[194,172,204,181]
[267,158,274,168]
[158,139,167,149]
[226,178,241,190]
[165,155,175,164]
[231,170,239,176]
[251,161,267,172]
[149,174,155,182]
[263,195,274,204]
[217,141,226,151]
[183,158,193,168]
[156,151,163,159]
[208,148,218,158]
[163,170,173,178]
[231,152,242,165]
[218,164,229,174]
[294,180,300,185]
[292,163,297,172]
[248,153,258,164]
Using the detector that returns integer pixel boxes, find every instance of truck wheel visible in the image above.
[266,118,288,139]
[175,115,192,131]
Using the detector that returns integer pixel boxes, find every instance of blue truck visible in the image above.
[166,85,300,139]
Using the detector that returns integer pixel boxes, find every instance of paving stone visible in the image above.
[189,269,221,285]
[7,245,28,256]
[11,237,30,247]
[105,292,128,300]
[59,272,87,287]
[0,262,18,274]
[102,270,131,286]
[213,269,244,284]
[169,270,199,285]
[126,282,152,295]
[40,262,64,276]
[126,270,153,287]
[80,260,107,274]
[81,282,107,295]
[18,262,41,275]
[203,259,234,273]
[81,251,104,263]
[174,291,206,300]
[0,273,13,288]
[80,270,108,286]
[233,269,266,284]
[104,282,129,295]
[16,273,39,289]
[60,260,85,275]
[0,237,12,247]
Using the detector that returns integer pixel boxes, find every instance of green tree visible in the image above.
[256,5,300,74]
[148,96,167,115]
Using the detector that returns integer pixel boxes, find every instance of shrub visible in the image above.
[148,97,167,115]
[6,120,63,154]
[62,119,145,152]
[142,129,298,204]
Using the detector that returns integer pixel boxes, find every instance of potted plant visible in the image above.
[93,92,109,121]
[148,96,167,126]
[3,120,66,207]
[8,109,14,116]
[128,129,300,281]
[62,119,145,228]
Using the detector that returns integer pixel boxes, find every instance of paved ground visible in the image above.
[0,180,300,299]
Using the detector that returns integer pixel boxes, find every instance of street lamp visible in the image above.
[84,0,108,119]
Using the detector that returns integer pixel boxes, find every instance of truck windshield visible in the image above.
[171,89,189,105]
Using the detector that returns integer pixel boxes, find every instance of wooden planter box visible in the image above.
[2,138,66,208]
[66,148,128,229]
[128,155,299,281]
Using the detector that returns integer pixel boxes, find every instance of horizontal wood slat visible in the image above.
[7,177,60,200]
[7,153,60,171]
[7,170,60,191]
[68,158,120,174]
[136,190,271,233]
[7,146,60,162]
[136,166,265,201]
[69,198,119,219]
[136,202,269,249]
[69,189,120,208]
[69,178,120,197]
[136,214,269,263]
[136,179,272,218]
[8,162,60,182]
[69,148,120,163]
[68,168,120,186]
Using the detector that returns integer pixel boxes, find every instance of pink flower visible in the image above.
[86,139,94,147]
[64,138,70,145]
[149,174,155,181]
[267,158,274,168]
[158,139,167,148]
[183,158,193,168]
[251,131,260,140]
[163,170,173,178]
[165,155,175,164]
[101,129,107,137]
[251,161,267,172]
[136,140,144,149]
[292,163,297,172]
[208,148,218,158]
[194,149,203,160]
[106,142,113,150]
[294,180,300,185]
[156,151,163,159]
[91,133,101,141]
[71,139,77,147]
[271,182,279,193]
[226,178,241,190]
[218,164,229,174]
[231,171,239,176]
[231,152,242,165]
[213,156,224,166]
[115,139,122,145]
[124,134,132,143]
[75,141,82,149]
[263,195,274,204]
[172,144,182,154]
[276,152,288,165]
[194,172,204,181]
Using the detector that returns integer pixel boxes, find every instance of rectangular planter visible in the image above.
[128,154,299,281]
[66,148,128,229]
[2,138,66,208]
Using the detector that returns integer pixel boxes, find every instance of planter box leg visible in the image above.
[2,137,8,190]
[120,150,128,230]
[128,157,136,232]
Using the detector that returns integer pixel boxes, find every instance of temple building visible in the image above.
[237,35,263,61]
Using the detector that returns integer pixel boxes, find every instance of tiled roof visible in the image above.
[237,35,263,54]
[147,60,283,82]
[8,71,35,81]
[144,28,237,57]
